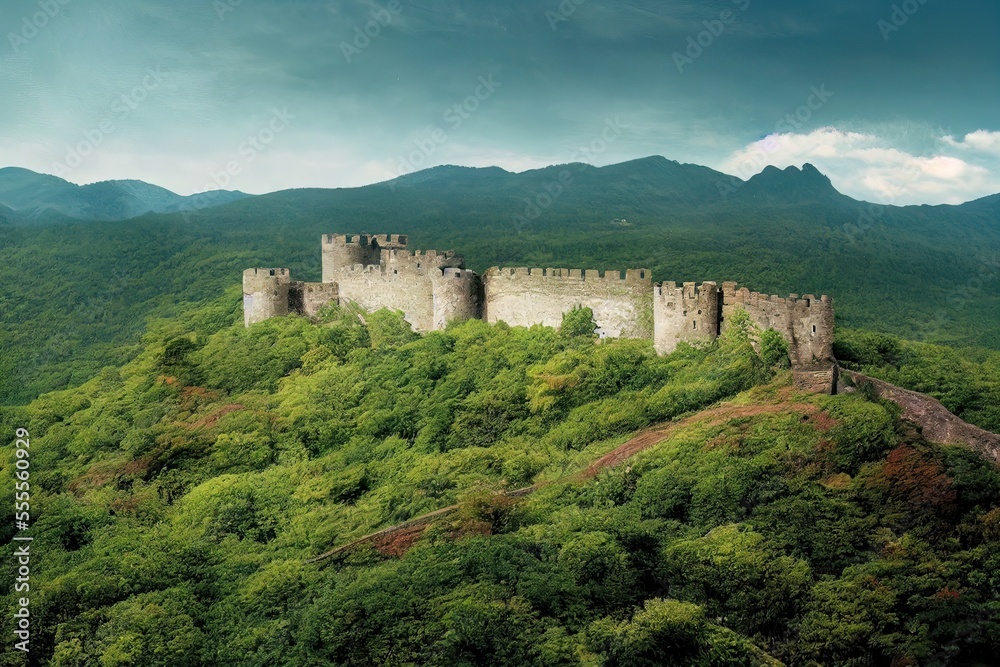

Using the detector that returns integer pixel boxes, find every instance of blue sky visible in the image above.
[1,0,997,204]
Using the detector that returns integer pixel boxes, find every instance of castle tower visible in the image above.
[321,233,408,282]
[432,268,483,329]
[653,281,720,355]
[719,282,835,366]
[243,268,292,326]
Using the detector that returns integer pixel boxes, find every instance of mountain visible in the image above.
[735,163,850,203]
[0,167,251,222]
[0,202,19,225]
[1,156,1000,404]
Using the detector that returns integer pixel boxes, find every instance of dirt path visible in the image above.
[307,399,826,563]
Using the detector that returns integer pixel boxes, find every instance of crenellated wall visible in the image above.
[290,282,340,319]
[433,268,483,329]
[321,233,410,283]
[243,235,837,393]
[243,268,292,326]
[653,281,720,354]
[483,267,653,338]
[720,281,834,366]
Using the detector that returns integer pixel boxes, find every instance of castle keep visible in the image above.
[244,233,836,390]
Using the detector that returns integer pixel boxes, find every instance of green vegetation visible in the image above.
[836,329,1000,432]
[2,158,999,404]
[2,300,998,666]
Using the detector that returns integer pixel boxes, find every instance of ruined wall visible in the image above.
[334,265,436,332]
[245,235,838,390]
[653,281,720,355]
[483,267,653,338]
[720,282,834,366]
[432,268,483,329]
[328,248,478,333]
[290,282,340,319]
[321,233,409,283]
[243,268,291,326]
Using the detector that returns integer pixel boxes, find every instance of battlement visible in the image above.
[486,267,652,284]
[382,248,462,272]
[721,282,832,308]
[323,233,409,248]
[244,232,838,391]
[243,268,293,326]
[655,280,719,304]
[439,267,478,280]
[243,267,291,282]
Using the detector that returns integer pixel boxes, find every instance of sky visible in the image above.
[0,0,998,205]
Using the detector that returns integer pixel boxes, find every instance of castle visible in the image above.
[243,234,837,392]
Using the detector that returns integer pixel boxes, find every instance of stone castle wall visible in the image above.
[244,235,837,392]
[326,247,478,332]
[720,282,834,366]
[483,267,654,338]
[653,281,720,354]
[321,233,410,284]
[290,282,339,320]
[243,268,291,326]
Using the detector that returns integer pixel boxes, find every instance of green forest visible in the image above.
[2,158,1000,406]
[2,297,998,666]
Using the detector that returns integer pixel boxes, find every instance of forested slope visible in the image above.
[2,301,997,666]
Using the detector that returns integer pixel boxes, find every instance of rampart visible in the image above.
[483,267,654,338]
[243,234,837,392]
[653,281,720,354]
[720,282,834,366]
[322,233,410,283]
[243,268,291,326]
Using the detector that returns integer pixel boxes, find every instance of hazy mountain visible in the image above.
[0,202,19,225]
[0,167,251,222]
[2,156,999,404]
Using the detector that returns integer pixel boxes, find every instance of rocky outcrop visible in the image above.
[844,370,1000,466]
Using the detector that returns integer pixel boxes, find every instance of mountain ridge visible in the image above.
[2,154,1000,404]
[0,166,251,222]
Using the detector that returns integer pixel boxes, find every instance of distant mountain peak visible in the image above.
[740,162,840,201]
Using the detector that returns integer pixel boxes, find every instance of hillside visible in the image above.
[1,157,1000,404]
[0,167,250,222]
[1,302,998,666]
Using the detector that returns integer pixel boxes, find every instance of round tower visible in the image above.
[432,268,482,330]
[322,234,396,282]
[243,268,291,326]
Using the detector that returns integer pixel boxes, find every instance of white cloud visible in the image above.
[942,130,1000,155]
[718,127,1000,205]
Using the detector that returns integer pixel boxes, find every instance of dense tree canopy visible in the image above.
[1,301,998,666]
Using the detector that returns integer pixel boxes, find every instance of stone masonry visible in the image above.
[243,233,837,390]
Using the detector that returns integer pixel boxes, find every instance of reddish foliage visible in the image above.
[371,523,428,558]
[875,445,957,515]
[934,587,961,600]
[188,404,245,430]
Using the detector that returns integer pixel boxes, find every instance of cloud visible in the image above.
[943,130,1000,156]
[719,127,1000,205]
